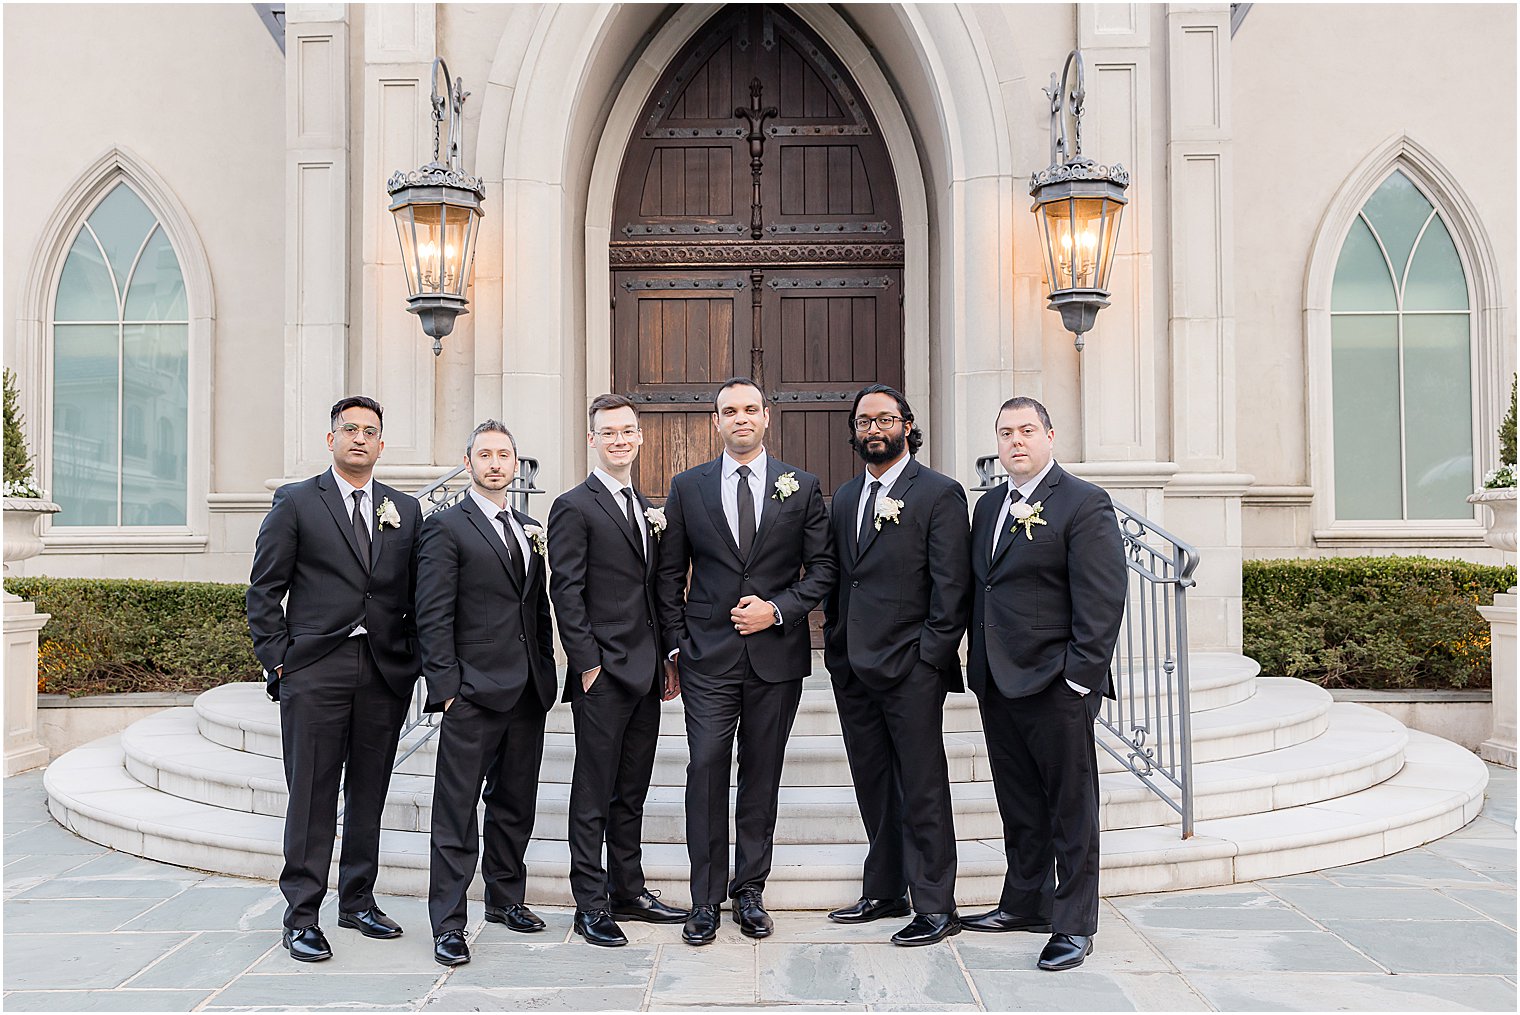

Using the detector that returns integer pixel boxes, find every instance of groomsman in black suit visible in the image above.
[964,397,1126,971]
[548,394,688,948]
[247,395,421,962]
[823,384,971,946]
[656,377,837,946]
[416,420,557,967]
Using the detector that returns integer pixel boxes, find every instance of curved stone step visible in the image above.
[44,727,1488,907]
[119,698,1396,838]
[195,652,1262,762]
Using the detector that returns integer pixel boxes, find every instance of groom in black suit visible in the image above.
[656,377,837,945]
[416,420,558,967]
[549,394,687,948]
[964,397,1126,971]
[247,395,421,962]
[823,384,971,946]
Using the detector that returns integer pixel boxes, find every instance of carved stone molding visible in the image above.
[609,241,904,267]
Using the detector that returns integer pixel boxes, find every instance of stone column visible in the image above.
[1478,592,1516,768]
[3,497,59,775]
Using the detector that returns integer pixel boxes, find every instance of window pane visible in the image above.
[52,324,119,526]
[1403,215,1469,311]
[121,324,188,525]
[1331,216,1396,312]
[123,227,188,321]
[1331,314,1402,519]
[1403,313,1473,519]
[1360,170,1433,284]
[86,184,157,294]
[54,230,118,321]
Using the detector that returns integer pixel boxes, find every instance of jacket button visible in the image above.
[518,634,526,642]
[851,580,860,588]
[743,573,751,581]
[366,592,373,599]
[646,620,653,627]
[984,585,992,592]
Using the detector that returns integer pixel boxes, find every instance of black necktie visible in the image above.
[993,487,1024,560]
[351,490,371,572]
[620,488,644,558]
[735,464,756,558]
[496,509,525,584]
[859,479,882,547]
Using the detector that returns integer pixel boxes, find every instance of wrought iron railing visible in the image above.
[973,456,1200,838]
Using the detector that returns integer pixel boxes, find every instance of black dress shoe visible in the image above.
[433,929,470,966]
[1037,932,1093,971]
[611,889,689,924]
[959,907,1053,934]
[828,896,911,924]
[282,925,332,962]
[574,909,629,947]
[891,912,960,947]
[682,904,721,945]
[732,888,773,939]
[484,903,546,933]
[337,906,403,939]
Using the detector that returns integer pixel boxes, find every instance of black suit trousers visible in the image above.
[567,676,663,910]
[428,692,547,934]
[978,678,1103,936]
[278,637,410,929]
[832,670,958,913]
[679,658,803,905]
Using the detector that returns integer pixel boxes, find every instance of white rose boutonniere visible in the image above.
[873,496,905,531]
[1010,499,1047,540]
[773,472,800,501]
[377,497,401,530]
[523,523,549,558]
[644,506,667,538]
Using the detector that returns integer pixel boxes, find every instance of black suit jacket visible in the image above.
[656,454,837,681]
[548,477,661,703]
[823,459,972,691]
[966,462,1127,700]
[247,471,422,700]
[415,497,557,714]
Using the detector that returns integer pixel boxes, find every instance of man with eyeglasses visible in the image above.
[822,384,972,946]
[247,395,423,962]
[548,394,688,948]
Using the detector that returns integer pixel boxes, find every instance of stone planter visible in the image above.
[4,496,60,776]
[1468,486,1517,554]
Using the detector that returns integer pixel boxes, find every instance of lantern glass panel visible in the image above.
[391,205,421,298]
[407,203,445,294]
[1094,198,1125,291]
[454,209,481,299]
[441,208,472,297]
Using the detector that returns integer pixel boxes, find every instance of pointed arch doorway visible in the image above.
[610,4,906,502]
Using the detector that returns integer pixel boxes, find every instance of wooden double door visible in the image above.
[610,5,906,502]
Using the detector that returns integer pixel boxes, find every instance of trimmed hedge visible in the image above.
[1243,557,1514,691]
[3,577,260,697]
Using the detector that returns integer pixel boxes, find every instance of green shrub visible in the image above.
[1243,557,1515,690]
[2,577,261,697]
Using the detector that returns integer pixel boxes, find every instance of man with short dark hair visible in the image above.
[963,396,1126,971]
[823,384,971,946]
[656,377,837,945]
[248,395,422,962]
[416,420,557,967]
[549,394,687,948]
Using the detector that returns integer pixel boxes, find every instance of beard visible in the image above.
[854,430,906,465]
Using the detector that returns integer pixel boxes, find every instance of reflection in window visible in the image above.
[1330,170,1473,521]
[51,182,188,527]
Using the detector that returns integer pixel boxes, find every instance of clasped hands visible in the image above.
[730,595,776,636]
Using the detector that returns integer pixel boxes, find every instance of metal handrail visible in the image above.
[974,455,1200,838]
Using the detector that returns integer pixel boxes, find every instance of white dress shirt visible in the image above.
[469,488,530,561]
[331,467,375,637]
[990,459,1090,697]
[592,467,648,544]
[720,448,769,545]
[854,452,912,537]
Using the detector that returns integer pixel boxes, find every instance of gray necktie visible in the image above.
[351,490,371,572]
[736,465,755,558]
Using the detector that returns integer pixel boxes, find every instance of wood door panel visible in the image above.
[635,410,723,502]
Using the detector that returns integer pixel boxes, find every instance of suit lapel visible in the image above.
[991,464,1063,570]
[699,458,744,562]
[589,477,645,560]
[514,508,543,592]
[836,473,864,564]
[746,456,785,563]
[462,496,521,591]
[638,490,658,577]
[370,482,395,571]
[856,458,919,562]
[318,471,369,572]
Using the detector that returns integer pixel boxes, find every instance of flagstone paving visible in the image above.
[3,765,1514,1012]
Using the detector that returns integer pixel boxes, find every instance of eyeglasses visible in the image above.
[851,415,902,433]
[594,427,641,441]
[334,423,381,438]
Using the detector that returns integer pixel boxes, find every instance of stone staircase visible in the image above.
[43,651,1488,909]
